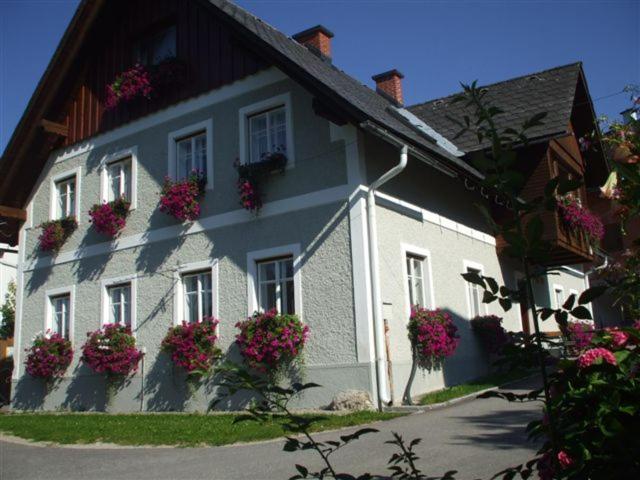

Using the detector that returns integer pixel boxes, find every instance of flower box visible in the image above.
[38,216,78,252]
[557,195,604,247]
[408,308,459,368]
[89,197,131,237]
[161,317,222,378]
[159,170,206,221]
[235,152,288,213]
[25,332,73,381]
[81,324,142,377]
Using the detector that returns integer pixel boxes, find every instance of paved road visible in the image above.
[0,379,541,480]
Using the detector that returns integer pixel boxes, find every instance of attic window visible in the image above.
[135,25,176,66]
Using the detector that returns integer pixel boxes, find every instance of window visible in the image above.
[182,271,212,323]
[406,254,427,308]
[106,158,132,202]
[168,120,213,190]
[554,286,565,309]
[107,284,131,326]
[176,132,207,180]
[55,177,76,219]
[248,106,287,164]
[50,295,70,338]
[239,93,294,167]
[466,266,483,318]
[135,25,176,66]
[256,257,294,314]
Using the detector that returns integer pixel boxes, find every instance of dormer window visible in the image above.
[135,25,176,66]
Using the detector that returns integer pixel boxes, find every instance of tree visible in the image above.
[0,280,16,339]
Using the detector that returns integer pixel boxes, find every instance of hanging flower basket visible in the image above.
[81,324,142,377]
[471,315,511,354]
[161,317,222,378]
[24,332,73,382]
[38,216,78,252]
[159,170,206,222]
[235,152,287,213]
[89,197,131,237]
[556,195,604,246]
[235,309,309,375]
[408,307,459,368]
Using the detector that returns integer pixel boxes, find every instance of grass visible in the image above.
[0,411,404,447]
[419,369,534,406]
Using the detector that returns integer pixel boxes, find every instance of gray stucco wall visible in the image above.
[13,71,369,411]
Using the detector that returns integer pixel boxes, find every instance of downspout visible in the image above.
[367,144,408,409]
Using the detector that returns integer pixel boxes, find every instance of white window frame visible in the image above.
[99,147,138,209]
[44,285,75,344]
[101,274,138,333]
[167,119,214,190]
[401,244,435,318]
[247,244,302,316]
[463,259,488,318]
[173,259,219,326]
[553,284,565,309]
[49,166,81,221]
[239,93,294,168]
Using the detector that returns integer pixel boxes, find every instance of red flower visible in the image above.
[159,170,206,221]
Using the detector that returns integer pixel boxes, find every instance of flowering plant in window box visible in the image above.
[235,309,309,376]
[24,332,73,383]
[161,317,222,383]
[38,216,78,252]
[408,307,459,368]
[556,194,604,246]
[159,169,206,222]
[81,324,142,376]
[88,197,131,237]
[235,151,288,213]
[470,314,511,354]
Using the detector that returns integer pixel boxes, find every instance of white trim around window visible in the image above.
[247,243,302,316]
[100,274,138,333]
[49,166,81,221]
[553,284,565,309]
[167,119,214,190]
[238,92,295,167]
[463,259,488,318]
[172,259,219,326]
[99,147,138,209]
[44,285,75,344]
[400,243,435,318]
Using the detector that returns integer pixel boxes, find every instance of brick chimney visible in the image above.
[372,69,404,106]
[292,25,334,60]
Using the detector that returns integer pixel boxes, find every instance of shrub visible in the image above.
[159,170,206,221]
[529,326,640,479]
[24,332,73,381]
[81,324,142,376]
[235,309,309,374]
[88,197,130,237]
[38,216,77,252]
[161,317,222,377]
[470,314,511,354]
[408,308,459,367]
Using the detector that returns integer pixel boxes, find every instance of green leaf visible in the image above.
[570,306,592,320]
[498,297,512,312]
[294,465,308,478]
[539,308,555,320]
[484,276,499,294]
[483,291,497,304]
[462,271,485,288]
[578,285,608,304]
[562,293,576,310]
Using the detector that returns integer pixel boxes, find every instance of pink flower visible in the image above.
[105,64,153,111]
[557,195,604,244]
[577,347,617,369]
[606,327,629,347]
[409,308,459,364]
[557,450,574,469]
[89,197,130,237]
[159,170,206,221]
[81,324,142,376]
[567,321,595,350]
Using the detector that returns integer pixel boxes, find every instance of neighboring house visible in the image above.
[0,0,609,411]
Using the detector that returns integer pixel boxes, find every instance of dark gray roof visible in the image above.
[408,63,582,152]
[209,0,470,170]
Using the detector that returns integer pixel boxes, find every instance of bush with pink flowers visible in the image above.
[408,308,459,367]
[470,314,511,354]
[565,320,595,352]
[81,324,142,377]
[88,197,131,237]
[24,332,73,382]
[557,194,604,246]
[162,317,222,378]
[159,170,206,221]
[235,309,309,375]
[38,216,77,252]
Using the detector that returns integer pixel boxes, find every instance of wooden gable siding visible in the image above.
[61,0,268,145]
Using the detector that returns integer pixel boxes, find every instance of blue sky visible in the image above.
[1,0,638,153]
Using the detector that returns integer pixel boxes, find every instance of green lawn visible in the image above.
[0,411,403,447]
[419,370,534,406]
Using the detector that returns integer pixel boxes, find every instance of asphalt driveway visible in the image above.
[0,378,542,480]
